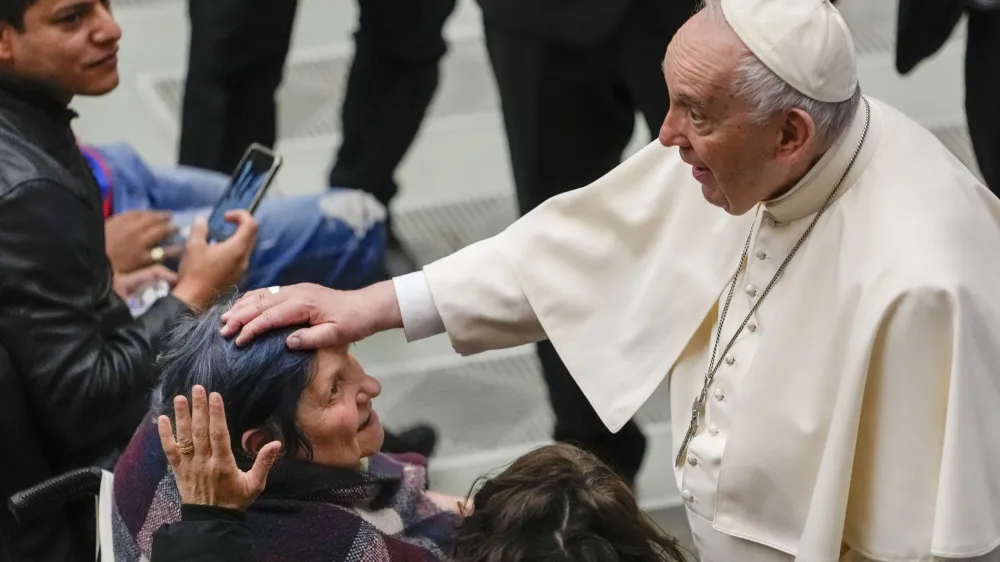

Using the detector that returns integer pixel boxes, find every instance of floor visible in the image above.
[76,0,976,548]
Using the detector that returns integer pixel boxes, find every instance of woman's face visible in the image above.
[295,347,384,467]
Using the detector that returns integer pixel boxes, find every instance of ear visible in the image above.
[241,428,270,457]
[0,24,16,64]
[776,108,816,159]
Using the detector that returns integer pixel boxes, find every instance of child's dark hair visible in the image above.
[453,443,687,562]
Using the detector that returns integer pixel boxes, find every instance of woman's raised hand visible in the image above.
[157,385,281,512]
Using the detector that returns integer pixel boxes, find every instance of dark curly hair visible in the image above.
[453,444,688,562]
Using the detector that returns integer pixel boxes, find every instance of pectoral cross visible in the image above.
[674,395,704,467]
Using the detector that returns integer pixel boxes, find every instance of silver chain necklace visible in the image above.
[674,97,872,468]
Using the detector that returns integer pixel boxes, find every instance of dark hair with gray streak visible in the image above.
[154,294,317,460]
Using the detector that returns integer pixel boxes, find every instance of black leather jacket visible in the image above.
[0,79,188,474]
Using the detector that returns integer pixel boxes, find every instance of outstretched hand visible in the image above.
[218,281,403,349]
[157,385,280,512]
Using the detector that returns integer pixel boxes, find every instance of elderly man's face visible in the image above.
[658,12,787,215]
[294,347,385,468]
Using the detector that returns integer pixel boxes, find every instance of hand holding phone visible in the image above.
[207,143,282,242]
[173,212,259,311]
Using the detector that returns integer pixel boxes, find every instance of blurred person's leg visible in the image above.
[96,144,387,290]
[148,170,388,290]
[167,195,387,291]
[327,0,457,276]
[179,0,299,174]
[97,143,218,214]
[965,8,1000,192]
[483,22,647,486]
[618,0,696,138]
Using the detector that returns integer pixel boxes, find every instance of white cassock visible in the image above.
[393,96,1000,561]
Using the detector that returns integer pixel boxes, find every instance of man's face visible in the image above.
[658,12,785,216]
[0,0,121,100]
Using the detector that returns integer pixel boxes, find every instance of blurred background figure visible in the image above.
[476,0,699,487]
[178,0,298,175]
[179,0,458,278]
[896,0,1000,191]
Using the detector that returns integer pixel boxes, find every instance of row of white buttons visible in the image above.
[745,281,759,333]
[684,225,777,512]
[682,424,720,503]
[750,221,769,329]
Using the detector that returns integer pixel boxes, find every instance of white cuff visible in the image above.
[392,272,446,342]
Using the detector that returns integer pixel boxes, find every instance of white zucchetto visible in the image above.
[721,0,858,102]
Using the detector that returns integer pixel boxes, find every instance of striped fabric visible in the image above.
[112,419,458,561]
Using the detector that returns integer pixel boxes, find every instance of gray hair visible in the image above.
[700,0,861,146]
[154,293,318,460]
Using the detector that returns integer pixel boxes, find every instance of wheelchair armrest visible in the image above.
[7,467,105,524]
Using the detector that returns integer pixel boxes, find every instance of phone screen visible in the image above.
[208,145,280,241]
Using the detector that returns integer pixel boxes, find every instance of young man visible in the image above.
[0,1,255,560]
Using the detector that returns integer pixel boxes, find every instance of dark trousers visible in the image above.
[179,0,456,211]
[483,0,694,484]
[179,0,299,173]
[327,0,457,210]
[966,8,1000,192]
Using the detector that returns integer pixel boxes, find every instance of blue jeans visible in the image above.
[97,143,386,290]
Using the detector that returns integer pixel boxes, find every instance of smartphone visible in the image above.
[207,143,283,242]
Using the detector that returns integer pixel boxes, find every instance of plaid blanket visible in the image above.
[112,420,458,561]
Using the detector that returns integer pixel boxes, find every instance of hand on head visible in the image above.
[157,385,280,512]
[218,281,402,349]
[105,210,182,274]
[172,210,258,311]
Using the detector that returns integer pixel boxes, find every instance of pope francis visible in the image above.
[220,0,1000,560]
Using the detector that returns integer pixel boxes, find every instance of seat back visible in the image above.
[0,343,80,561]
[98,470,116,562]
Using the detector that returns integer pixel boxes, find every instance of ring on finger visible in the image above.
[150,246,165,263]
[177,441,195,456]
[268,286,280,295]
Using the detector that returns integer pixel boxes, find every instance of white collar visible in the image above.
[764,97,882,223]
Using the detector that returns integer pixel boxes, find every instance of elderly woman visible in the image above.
[112,297,465,562]
[144,390,689,562]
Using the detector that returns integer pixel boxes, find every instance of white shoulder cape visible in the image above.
[424,98,1000,560]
